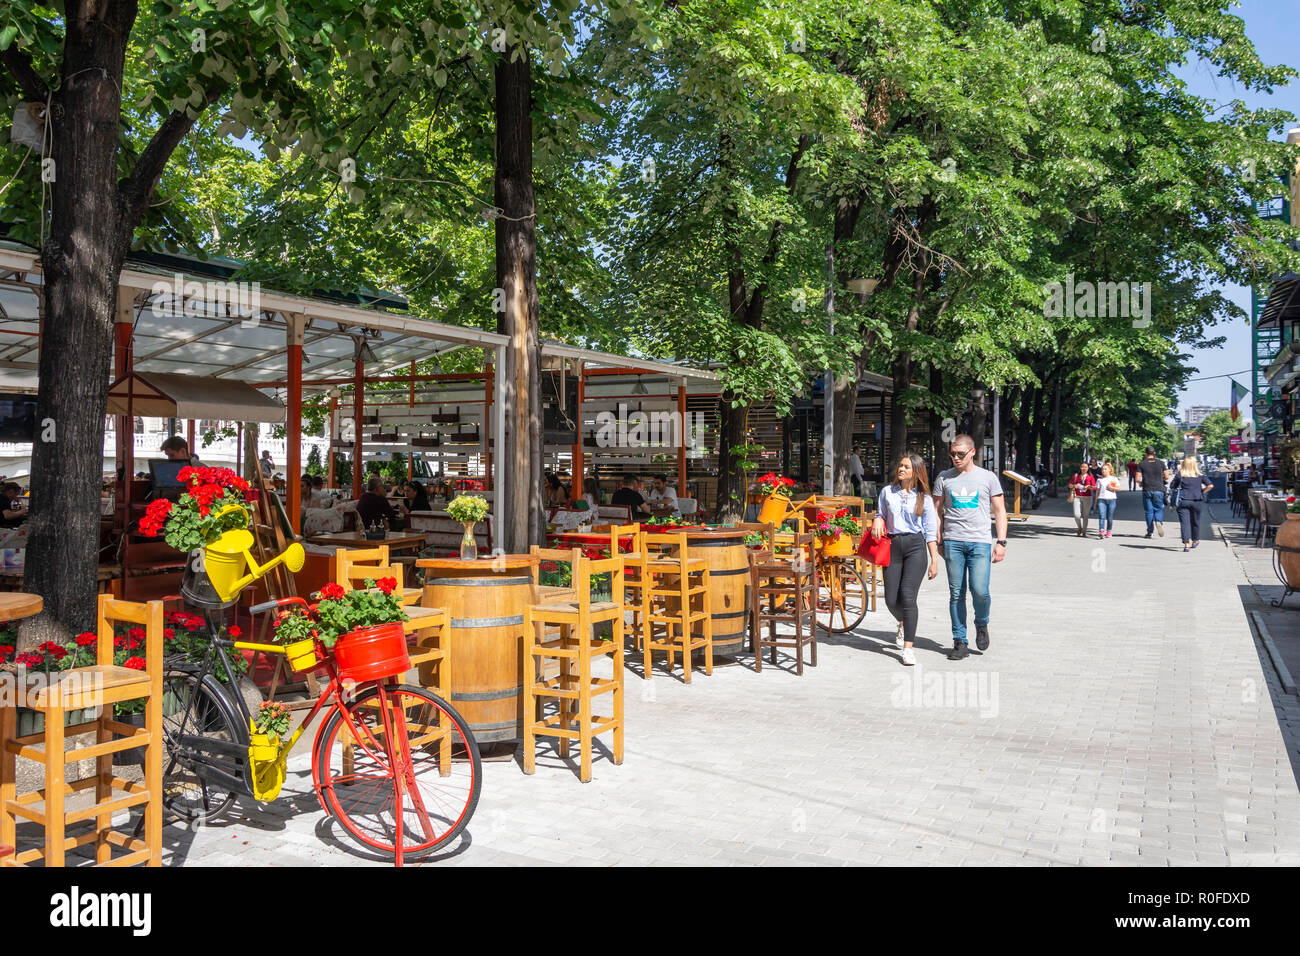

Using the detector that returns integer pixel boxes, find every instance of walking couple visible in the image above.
[871,434,1008,666]
[1069,461,1122,538]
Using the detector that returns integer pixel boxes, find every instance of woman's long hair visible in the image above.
[1179,457,1200,478]
[894,453,931,517]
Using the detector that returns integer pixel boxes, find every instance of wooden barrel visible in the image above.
[682,530,750,657]
[422,573,532,743]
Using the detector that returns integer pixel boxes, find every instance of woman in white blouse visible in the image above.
[869,452,940,666]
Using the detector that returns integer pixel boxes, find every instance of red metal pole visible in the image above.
[407,361,415,481]
[483,365,493,490]
[352,358,365,499]
[326,396,337,488]
[287,320,303,534]
[572,362,584,503]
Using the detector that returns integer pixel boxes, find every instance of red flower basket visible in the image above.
[332,622,410,684]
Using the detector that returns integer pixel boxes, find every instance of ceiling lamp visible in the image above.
[631,376,649,396]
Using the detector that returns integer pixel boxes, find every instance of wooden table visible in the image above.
[417,555,538,743]
[0,591,41,623]
[307,531,429,553]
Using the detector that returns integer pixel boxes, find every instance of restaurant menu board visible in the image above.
[0,393,37,442]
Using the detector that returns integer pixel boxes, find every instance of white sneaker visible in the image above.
[1156,521,1165,537]
[895,621,905,648]
[901,646,916,666]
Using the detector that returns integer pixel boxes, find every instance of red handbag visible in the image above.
[858,531,891,567]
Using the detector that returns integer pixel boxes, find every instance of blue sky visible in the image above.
[1175,0,1296,419]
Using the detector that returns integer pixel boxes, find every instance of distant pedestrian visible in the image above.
[849,444,865,497]
[1126,458,1139,491]
[871,453,940,667]
[933,434,1007,661]
[1068,463,1097,537]
[1170,458,1214,552]
[1137,446,1171,538]
[1095,462,1121,538]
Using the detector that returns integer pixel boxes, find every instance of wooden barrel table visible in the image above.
[677,529,750,657]
[417,555,537,744]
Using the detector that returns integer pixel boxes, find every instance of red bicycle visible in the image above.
[159,596,481,866]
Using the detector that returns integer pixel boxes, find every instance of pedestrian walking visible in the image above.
[1126,458,1139,491]
[1170,458,1214,552]
[1137,446,1171,537]
[1095,462,1121,538]
[870,453,940,667]
[1068,463,1097,536]
[933,434,1008,661]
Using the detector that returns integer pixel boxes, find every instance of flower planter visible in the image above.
[1275,513,1300,588]
[180,555,231,611]
[285,638,319,673]
[816,534,854,557]
[332,622,411,683]
[758,494,790,526]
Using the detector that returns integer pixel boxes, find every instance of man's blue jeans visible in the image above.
[943,540,991,645]
[1142,490,1164,533]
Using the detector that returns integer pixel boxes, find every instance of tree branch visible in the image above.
[118,84,223,226]
[0,46,51,101]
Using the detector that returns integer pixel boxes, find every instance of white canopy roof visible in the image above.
[106,371,286,422]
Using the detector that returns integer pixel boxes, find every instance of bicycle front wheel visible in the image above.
[816,562,869,633]
[315,683,481,863]
[159,666,248,824]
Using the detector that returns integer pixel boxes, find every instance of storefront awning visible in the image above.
[106,371,285,422]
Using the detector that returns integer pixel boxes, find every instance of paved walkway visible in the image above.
[160,491,1300,866]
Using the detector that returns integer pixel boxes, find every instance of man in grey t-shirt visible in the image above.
[932,434,1008,661]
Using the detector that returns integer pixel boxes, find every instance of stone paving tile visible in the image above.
[158,493,1300,866]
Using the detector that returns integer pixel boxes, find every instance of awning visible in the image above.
[106,372,285,422]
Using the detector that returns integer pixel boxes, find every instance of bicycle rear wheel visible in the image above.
[314,683,481,864]
[160,666,248,824]
[816,562,869,633]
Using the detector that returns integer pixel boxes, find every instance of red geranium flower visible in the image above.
[0,644,15,660]
[75,632,97,646]
[39,641,67,660]
[376,577,397,596]
[138,498,173,537]
[318,583,346,601]
[123,656,147,671]
[128,627,146,644]
[163,627,176,641]
[15,652,43,667]
[228,625,242,638]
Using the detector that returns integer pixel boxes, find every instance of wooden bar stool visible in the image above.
[642,531,712,683]
[749,533,819,675]
[1,595,163,867]
[607,524,647,650]
[522,552,625,782]
[529,546,581,605]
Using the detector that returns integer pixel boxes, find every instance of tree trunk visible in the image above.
[20,5,136,646]
[831,196,864,495]
[888,265,928,467]
[495,46,542,552]
[715,394,749,523]
[929,365,945,476]
[1015,386,1035,472]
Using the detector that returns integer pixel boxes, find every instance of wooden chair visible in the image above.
[607,524,648,649]
[529,546,581,605]
[336,545,422,604]
[732,521,775,551]
[1,595,163,867]
[522,551,625,782]
[642,531,712,683]
[749,534,819,675]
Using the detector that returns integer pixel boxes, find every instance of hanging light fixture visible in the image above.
[631,375,649,396]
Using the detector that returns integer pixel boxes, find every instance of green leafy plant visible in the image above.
[253,701,293,741]
[137,466,253,552]
[273,607,319,644]
[812,509,860,540]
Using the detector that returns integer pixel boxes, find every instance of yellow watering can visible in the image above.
[202,504,306,603]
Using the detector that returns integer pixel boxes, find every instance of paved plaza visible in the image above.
[163,491,1300,867]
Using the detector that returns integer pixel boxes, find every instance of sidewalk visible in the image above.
[156,490,1300,866]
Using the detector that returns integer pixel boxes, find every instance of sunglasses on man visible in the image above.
[948,449,972,460]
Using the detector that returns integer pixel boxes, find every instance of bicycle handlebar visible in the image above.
[249,596,309,616]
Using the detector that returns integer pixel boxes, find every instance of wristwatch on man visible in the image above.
[996,539,1007,547]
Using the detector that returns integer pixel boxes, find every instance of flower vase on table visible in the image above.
[446,493,490,562]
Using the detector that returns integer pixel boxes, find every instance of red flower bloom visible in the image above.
[138,498,173,537]
[0,644,14,659]
[163,627,176,641]
[39,641,67,660]
[75,632,97,646]
[228,625,242,638]
[123,656,147,671]
[376,577,397,596]
[318,583,346,601]
[128,627,146,643]
[15,652,44,667]
[835,508,848,518]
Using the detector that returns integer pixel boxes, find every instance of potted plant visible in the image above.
[2,639,102,736]
[313,579,411,683]
[272,606,321,673]
[1277,497,1300,587]
[754,473,796,525]
[812,508,860,557]
[138,465,253,607]
[447,493,489,560]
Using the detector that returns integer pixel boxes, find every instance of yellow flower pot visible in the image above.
[758,494,790,526]
[817,533,854,557]
[285,638,319,673]
[247,719,287,802]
